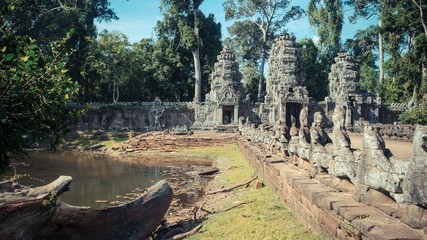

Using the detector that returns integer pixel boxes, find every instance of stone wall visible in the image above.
[354,123,416,141]
[73,100,194,131]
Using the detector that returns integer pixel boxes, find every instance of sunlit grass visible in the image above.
[183,144,323,240]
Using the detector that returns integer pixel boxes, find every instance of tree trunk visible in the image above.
[193,47,202,103]
[379,19,384,85]
[257,48,266,101]
[193,7,202,103]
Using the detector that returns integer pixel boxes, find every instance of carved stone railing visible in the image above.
[239,106,427,232]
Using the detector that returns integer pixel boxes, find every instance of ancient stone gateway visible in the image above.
[193,45,245,130]
[264,33,308,128]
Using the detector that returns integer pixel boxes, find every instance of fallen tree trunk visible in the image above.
[39,180,173,240]
[0,176,73,240]
[207,176,258,195]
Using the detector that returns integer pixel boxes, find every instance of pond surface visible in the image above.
[2,151,209,207]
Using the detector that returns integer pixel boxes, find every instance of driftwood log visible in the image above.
[0,176,174,240]
[0,176,73,240]
[39,180,173,240]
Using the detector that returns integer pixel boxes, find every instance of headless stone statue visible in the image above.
[288,116,299,156]
[310,112,333,171]
[297,108,311,161]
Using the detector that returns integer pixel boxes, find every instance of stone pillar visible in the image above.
[345,105,352,129]
[234,105,239,124]
[279,99,285,122]
[218,107,223,125]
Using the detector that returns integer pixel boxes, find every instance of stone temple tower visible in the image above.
[193,46,244,129]
[263,33,309,127]
[328,52,360,105]
[328,53,362,129]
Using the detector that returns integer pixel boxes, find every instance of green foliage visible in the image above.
[359,63,378,93]
[0,0,117,103]
[308,0,344,59]
[299,38,329,101]
[399,102,427,125]
[153,2,222,102]
[383,52,421,104]
[0,2,79,172]
[243,71,265,102]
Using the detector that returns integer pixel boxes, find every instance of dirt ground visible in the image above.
[348,132,413,159]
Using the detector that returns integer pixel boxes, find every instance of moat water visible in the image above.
[2,151,209,207]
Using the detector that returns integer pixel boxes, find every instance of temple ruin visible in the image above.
[73,33,427,239]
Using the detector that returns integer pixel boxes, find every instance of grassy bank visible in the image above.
[181,144,323,240]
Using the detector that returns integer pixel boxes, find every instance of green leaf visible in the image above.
[4,53,14,61]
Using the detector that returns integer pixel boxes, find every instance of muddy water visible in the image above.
[2,151,210,207]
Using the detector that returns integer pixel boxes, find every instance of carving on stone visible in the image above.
[297,108,311,160]
[309,112,333,171]
[329,106,356,182]
[264,33,308,125]
[150,97,165,130]
[288,116,299,156]
[328,53,360,105]
[357,125,407,201]
[101,115,108,130]
[193,46,243,128]
[404,126,427,207]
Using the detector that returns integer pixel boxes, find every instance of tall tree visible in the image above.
[344,27,379,93]
[155,1,221,102]
[86,30,132,103]
[224,0,304,100]
[381,0,427,102]
[160,0,204,103]
[226,20,264,101]
[345,0,385,85]
[308,0,344,60]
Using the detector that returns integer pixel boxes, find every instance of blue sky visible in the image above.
[96,0,377,44]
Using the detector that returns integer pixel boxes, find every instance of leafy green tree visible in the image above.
[0,2,79,172]
[399,100,427,125]
[154,1,221,102]
[0,0,117,103]
[224,0,304,100]
[380,1,426,102]
[160,0,205,103]
[225,20,264,101]
[299,38,328,101]
[344,27,379,93]
[86,30,132,103]
[308,0,344,60]
[345,0,385,85]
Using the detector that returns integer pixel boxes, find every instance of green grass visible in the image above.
[183,144,324,240]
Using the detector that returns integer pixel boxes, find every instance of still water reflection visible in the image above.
[3,151,199,207]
